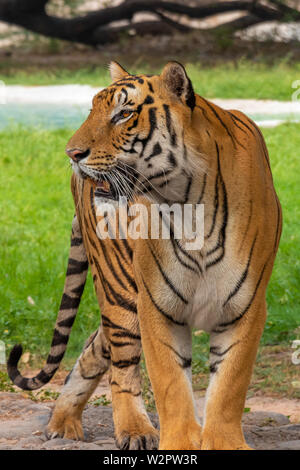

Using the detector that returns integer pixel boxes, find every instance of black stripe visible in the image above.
[195,104,213,124]
[274,194,282,252]
[163,103,171,134]
[81,371,103,380]
[112,356,140,369]
[111,238,128,264]
[36,368,57,384]
[116,76,144,85]
[101,314,127,331]
[206,166,219,239]
[163,104,177,146]
[93,256,117,306]
[47,352,65,364]
[86,213,98,250]
[205,142,228,268]
[146,168,172,182]
[162,341,191,368]
[113,248,138,293]
[210,359,223,373]
[71,237,83,247]
[183,174,193,203]
[66,259,88,276]
[102,346,111,360]
[223,234,257,307]
[51,329,69,346]
[98,239,128,291]
[210,341,238,357]
[168,151,177,167]
[228,112,255,137]
[228,112,248,135]
[116,82,136,89]
[141,275,186,326]
[170,237,199,274]
[71,281,86,296]
[147,81,154,93]
[101,315,140,342]
[238,200,253,254]
[120,87,128,103]
[218,259,268,328]
[159,211,202,274]
[118,225,133,260]
[144,95,154,105]
[148,244,188,304]
[197,173,207,204]
[205,250,225,269]
[116,389,141,397]
[112,331,141,340]
[202,98,236,146]
[59,293,81,310]
[145,142,162,162]
[58,315,76,328]
[110,340,134,347]
[90,186,98,226]
[158,178,171,189]
[252,122,272,172]
[103,278,137,314]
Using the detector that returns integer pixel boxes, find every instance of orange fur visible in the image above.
[10,62,282,450]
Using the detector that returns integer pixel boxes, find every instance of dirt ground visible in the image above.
[0,371,299,450]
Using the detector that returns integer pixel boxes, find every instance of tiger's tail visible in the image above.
[7,216,88,391]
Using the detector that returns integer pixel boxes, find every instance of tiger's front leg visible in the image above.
[137,286,202,450]
[201,299,267,450]
[102,306,159,450]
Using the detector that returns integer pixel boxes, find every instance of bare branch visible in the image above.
[0,0,299,46]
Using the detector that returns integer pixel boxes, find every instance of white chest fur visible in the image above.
[184,256,251,332]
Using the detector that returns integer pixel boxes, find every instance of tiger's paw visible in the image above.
[160,422,202,450]
[116,429,159,450]
[45,412,84,441]
[200,428,252,450]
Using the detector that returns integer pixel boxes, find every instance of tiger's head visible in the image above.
[67,61,203,203]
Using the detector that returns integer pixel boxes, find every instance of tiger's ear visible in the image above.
[109,61,130,82]
[161,62,195,110]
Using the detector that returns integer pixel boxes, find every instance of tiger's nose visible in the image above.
[66,148,90,162]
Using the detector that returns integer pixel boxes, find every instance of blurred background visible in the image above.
[0,1,299,411]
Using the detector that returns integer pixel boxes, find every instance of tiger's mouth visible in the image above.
[94,177,118,201]
[73,160,137,201]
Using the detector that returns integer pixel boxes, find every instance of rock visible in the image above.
[281,424,300,432]
[10,436,45,450]
[93,439,117,450]
[243,424,300,450]
[41,438,76,449]
[0,414,50,439]
[0,391,299,450]
[69,443,105,450]
[242,411,290,427]
[276,440,300,450]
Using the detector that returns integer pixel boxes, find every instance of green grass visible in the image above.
[1,61,300,100]
[0,123,299,366]
[262,123,300,344]
[0,127,99,359]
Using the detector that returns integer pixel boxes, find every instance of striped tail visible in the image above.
[7,216,88,391]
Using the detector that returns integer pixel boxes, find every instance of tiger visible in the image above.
[7,61,282,450]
